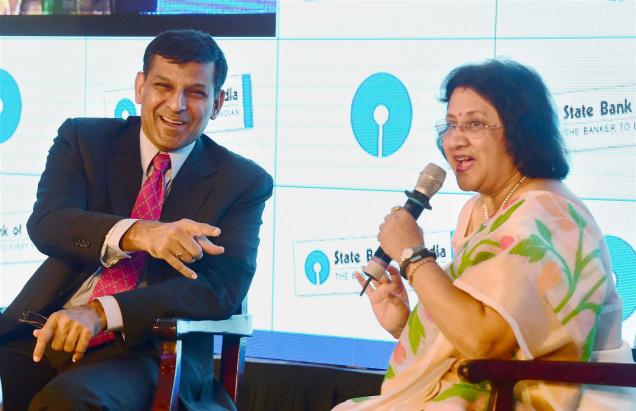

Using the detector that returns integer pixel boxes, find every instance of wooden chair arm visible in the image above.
[459,359,636,411]
[459,359,636,387]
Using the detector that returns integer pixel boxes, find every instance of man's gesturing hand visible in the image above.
[32,301,106,363]
[121,218,225,279]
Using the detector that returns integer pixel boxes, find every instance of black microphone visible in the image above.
[360,163,446,295]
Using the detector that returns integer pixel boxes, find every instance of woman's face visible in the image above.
[442,87,518,195]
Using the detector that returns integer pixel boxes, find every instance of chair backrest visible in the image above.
[578,341,636,410]
[151,300,253,411]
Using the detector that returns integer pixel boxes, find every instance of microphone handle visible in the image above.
[363,190,432,281]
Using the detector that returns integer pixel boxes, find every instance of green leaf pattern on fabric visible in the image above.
[509,234,548,263]
[433,381,490,403]
[489,200,525,233]
[453,239,501,278]
[450,196,605,364]
[507,203,605,360]
[384,195,608,408]
[350,396,371,403]
[384,364,395,380]
[471,251,496,265]
[450,261,458,280]
[407,308,426,354]
[569,203,587,229]
[582,313,601,361]
[536,219,553,245]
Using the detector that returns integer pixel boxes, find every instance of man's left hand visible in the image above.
[32,301,107,363]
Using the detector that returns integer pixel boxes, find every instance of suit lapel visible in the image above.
[162,138,217,221]
[107,120,142,217]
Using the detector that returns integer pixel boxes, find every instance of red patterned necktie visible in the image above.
[88,153,171,346]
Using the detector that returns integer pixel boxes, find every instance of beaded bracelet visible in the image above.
[406,257,436,285]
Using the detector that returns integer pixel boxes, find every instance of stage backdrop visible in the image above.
[0,0,634,369]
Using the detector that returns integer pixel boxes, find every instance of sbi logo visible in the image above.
[350,72,412,158]
[0,69,22,144]
[606,235,636,321]
[304,250,330,285]
[114,98,136,119]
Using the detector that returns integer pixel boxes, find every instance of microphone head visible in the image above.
[415,163,446,198]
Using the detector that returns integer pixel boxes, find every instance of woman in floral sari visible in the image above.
[334,60,623,410]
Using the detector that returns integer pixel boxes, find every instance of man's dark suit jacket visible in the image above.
[0,116,273,409]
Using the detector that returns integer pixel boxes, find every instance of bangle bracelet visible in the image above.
[407,257,436,285]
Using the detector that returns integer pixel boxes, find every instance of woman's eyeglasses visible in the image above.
[18,311,48,329]
[434,120,502,140]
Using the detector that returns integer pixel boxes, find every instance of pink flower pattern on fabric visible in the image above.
[392,340,406,364]
[499,236,514,250]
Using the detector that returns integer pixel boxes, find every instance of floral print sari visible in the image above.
[334,190,622,411]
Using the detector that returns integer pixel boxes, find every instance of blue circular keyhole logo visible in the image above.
[304,250,330,285]
[605,235,636,321]
[0,69,22,144]
[350,72,412,158]
[114,98,136,119]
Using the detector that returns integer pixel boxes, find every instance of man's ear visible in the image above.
[210,89,225,120]
[134,72,145,104]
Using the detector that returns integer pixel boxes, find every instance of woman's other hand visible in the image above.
[356,265,410,339]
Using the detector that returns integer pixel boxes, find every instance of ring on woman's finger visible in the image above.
[372,279,381,287]
[391,205,402,213]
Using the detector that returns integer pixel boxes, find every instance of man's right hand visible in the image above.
[121,219,224,279]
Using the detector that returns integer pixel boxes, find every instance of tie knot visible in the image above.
[153,153,171,174]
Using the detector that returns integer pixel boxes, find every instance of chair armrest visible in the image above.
[459,359,636,411]
[153,314,253,340]
[459,359,636,387]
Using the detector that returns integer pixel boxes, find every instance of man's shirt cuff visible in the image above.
[96,296,124,331]
[100,219,138,267]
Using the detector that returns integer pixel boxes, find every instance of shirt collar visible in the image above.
[139,128,196,178]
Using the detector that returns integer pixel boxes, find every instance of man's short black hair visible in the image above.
[143,29,228,97]
[439,59,569,180]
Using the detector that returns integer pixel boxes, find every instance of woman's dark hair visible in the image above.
[439,59,569,179]
[143,29,228,97]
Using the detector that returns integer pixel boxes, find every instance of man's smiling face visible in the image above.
[135,55,225,151]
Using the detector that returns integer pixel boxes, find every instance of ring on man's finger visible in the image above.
[391,205,402,213]
[175,250,183,257]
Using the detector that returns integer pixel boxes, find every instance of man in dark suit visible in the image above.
[0,29,272,410]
